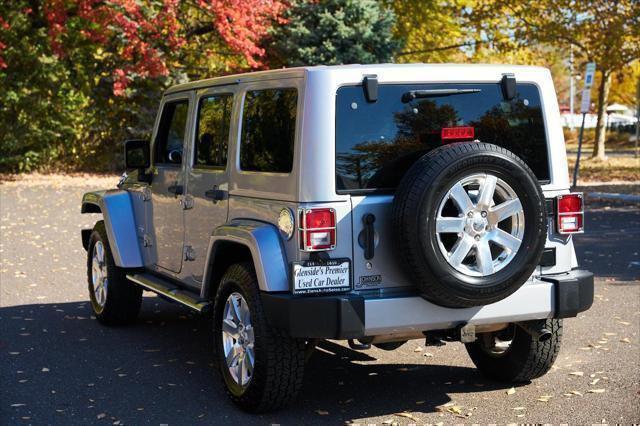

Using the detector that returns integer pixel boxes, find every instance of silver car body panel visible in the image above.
[364,279,553,336]
[202,219,290,294]
[81,190,143,268]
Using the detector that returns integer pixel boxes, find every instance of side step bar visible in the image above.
[127,273,211,314]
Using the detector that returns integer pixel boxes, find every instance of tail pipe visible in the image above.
[516,321,552,342]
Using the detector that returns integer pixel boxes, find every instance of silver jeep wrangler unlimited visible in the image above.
[81,64,594,412]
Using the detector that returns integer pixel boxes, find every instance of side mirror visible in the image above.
[124,139,150,170]
[124,139,152,183]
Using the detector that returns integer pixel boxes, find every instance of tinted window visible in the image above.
[156,100,189,165]
[336,84,549,192]
[240,88,297,173]
[195,94,233,168]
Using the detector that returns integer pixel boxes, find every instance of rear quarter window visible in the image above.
[240,88,297,173]
[335,83,549,193]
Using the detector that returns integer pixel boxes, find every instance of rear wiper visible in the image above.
[401,88,481,103]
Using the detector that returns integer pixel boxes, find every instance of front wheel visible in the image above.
[465,319,562,382]
[213,263,305,412]
[86,221,142,326]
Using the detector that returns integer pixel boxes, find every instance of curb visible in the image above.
[587,192,640,203]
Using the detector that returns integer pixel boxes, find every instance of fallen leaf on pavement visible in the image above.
[41,368,49,372]
[395,412,419,421]
[97,413,106,419]
[588,389,606,393]
[315,410,329,415]
[590,378,600,385]
[537,395,553,402]
[620,338,631,343]
[414,346,423,352]
[512,407,525,411]
[506,387,516,395]
[569,371,584,377]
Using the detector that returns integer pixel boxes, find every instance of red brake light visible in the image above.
[557,193,584,234]
[299,208,336,251]
[441,126,475,142]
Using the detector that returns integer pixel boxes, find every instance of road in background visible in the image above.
[1,175,638,424]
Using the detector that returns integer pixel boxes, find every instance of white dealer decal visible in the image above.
[292,260,350,294]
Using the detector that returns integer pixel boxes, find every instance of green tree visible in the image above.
[266,0,399,67]
[465,0,640,159]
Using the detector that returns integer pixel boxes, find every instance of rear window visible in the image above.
[336,83,549,193]
[240,88,297,173]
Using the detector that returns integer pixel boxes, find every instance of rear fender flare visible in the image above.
[202,220,289,297]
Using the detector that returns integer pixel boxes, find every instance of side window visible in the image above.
[155,100,189,165]
[240,88,297,173]
[194,94,233,168]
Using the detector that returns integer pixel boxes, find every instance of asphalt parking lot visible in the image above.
[1,175,639,424]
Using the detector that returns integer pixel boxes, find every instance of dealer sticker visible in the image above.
[292,259,351,295]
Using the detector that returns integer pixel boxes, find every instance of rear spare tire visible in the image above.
[392,142,547,308]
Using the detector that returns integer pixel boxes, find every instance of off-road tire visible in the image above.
[213,263,305,413]
[465,319,562,382]
[392,142,547,308]
[87,221,142,326]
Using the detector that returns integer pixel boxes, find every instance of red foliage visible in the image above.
[41,0,286,95]
[0,16,8,69]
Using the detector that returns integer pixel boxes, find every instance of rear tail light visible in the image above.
[299,208,336,251]
[441,126,475,142]
[556,193,584,234]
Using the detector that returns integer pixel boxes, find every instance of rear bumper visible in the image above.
[261,293,365,339]
[541,269,594,318]
[261,269,594,339]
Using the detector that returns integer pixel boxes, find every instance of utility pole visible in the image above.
[573,62,596,188]
[569,46,575,130]
[635,77,639,158]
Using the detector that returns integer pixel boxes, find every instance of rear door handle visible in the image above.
[204,187,228,202]
[363,213,376,260]
[167,184,183,196]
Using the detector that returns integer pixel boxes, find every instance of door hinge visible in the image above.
[184,245,196,262]
[181,194,194,210]
[142,234,153,247]
[142,187,151,202]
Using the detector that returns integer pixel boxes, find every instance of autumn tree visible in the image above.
[0,0,287,172]
[266,0,399,67]
[465,0,640,160]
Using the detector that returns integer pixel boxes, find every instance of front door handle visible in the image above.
[167,184,183,196]
[204,187,228,202]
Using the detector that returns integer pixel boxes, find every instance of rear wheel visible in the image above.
[87,221,142,325]
[213,263,305,412]
[465,319,562,382]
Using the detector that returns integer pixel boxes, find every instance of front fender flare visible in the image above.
[81,190,143,268]
[203,220,289,294]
